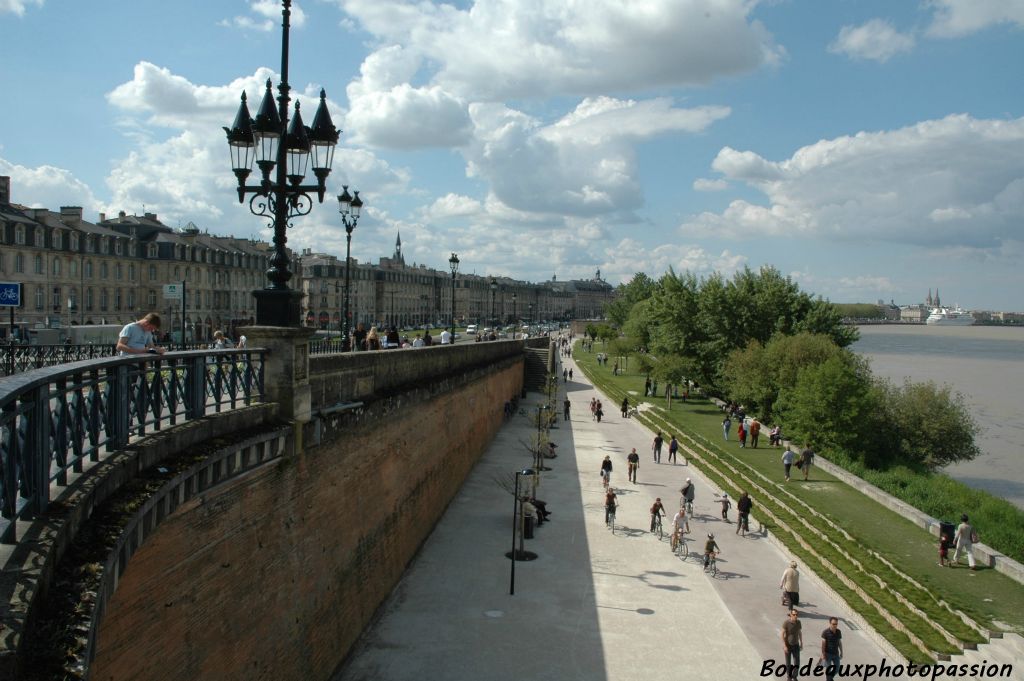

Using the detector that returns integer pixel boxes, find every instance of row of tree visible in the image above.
[598,267,978,471]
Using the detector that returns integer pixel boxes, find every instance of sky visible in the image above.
[1,0,1023,310]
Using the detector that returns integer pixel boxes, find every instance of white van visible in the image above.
[466,324,478,335]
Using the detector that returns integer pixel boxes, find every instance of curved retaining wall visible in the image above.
[88,348,524,681]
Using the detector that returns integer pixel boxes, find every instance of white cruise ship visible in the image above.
[925,306,975,326]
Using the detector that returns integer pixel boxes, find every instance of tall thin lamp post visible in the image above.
[509,467,535,595]
[337,186,362,351]
[512,292,517,327]
[223,0,340,326]
[448,253,459,341]
[490,277,497,328]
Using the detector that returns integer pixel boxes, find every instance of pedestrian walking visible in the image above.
[799,445,815,481]
[563,368,568,383]
[668,434,679,464]
[782,449,795,482]
[563,398,571,421]
[652,432,663,463]
[820,617,843,681]
[596,400,603,423]
[627,448,639,483]
[952,514,978,570]
[722,415,731,440]
[568,368,573,381]
[621,396,629,418]
[750,418,761,448]
[738,420,747,448]
[780,560,800,608]
[716,493,731,521]
[590,397,597,420]
[781,610,803,681]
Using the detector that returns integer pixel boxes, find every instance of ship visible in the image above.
[925,306,975,326]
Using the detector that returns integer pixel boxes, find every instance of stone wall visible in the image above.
[89,354,523,681]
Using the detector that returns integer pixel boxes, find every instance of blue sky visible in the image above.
[1,0,1023,310]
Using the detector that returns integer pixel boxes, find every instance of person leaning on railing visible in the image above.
[116,312,166,356]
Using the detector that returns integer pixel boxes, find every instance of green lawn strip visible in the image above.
[573,347,1018,646]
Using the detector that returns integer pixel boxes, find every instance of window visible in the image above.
[148,244,158,258]
[129,264,135,281]
[174,265,180,278]
[70,233,79,250]
[149,265,157,281]
[100,262,108,278]
[127,290,135,309]
[147,290,156,307]
[100,289,108,311]
[52,230,62,249]
[114,240,123,255]
[100,237,109,254]
[52,258,61,276]
[52,287,62,310]
[70,260,78,277]
[34,229,43,248]
[86,236,95,253]
[115,289,122,311]
[15,254,24,273]
[34,255,43,274]
[35,286,44,310]
[15,225,25,245]
[85,260,93,278]
[0,254,4,273]
[116,264,123,280]
[86,288,93,311]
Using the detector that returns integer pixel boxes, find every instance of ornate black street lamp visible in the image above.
[337,186,362,350]
[448,253,459,342]
[224,0,340,327]
[490,277,498,328]
[528,302,534,326]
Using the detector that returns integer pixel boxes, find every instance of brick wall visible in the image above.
[89,360,523,681]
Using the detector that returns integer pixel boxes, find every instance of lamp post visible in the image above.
[337,186,363,351]
[509,467,537,595]
[490,277,497,328]
[528,302,534,326]
[512,292,517,327]
[448,253,459,342]
[224,0,340,327]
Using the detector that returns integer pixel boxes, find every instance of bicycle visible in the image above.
[606,505,617,534]
[672,528,688,558]
[685,499,694,516]
[627,406,639,418]
[704,552,719,577]
[651,513,664,540]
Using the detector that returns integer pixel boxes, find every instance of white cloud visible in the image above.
[423,193,482,220]
[837,275,893,291]
[221,0,307,32]
[926,0,1024,37]
[0,158,101,213]
[464,98,729,217]
[336,0,783,100]
[693,178,729,192]
[829,19,915,62]
[684,114,1024,253]
[598,240,748,284]
[0,0,41,16]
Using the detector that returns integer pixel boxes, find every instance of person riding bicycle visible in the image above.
[604,488,618,525]
[671,506,690,550]
[681,478,696,511]
[600,455,613,488]
[650,497,666,532]
[704,533,721,569]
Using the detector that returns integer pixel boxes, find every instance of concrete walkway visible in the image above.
[334,353,886,681]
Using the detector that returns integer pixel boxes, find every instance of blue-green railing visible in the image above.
[0,349,266,543]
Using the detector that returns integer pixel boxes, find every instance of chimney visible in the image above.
[118,210,126,218]
[99,212,106,222]
[59,206,84,223]
[0,176,9,204]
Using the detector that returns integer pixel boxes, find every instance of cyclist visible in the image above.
[670,506,689,551]
[681,478,696,513]
[650,497,666,533]
[703,533,721,569]
[600,455,613,489]
[604,488,618,525]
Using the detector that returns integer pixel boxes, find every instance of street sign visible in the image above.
[0,281,22,307]
[163,284,182,300]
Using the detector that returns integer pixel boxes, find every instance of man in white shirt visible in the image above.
[412,334,425,347]
[440,329,452,345]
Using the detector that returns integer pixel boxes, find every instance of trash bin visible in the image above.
[523,515,535,539]
[939,521,955,549]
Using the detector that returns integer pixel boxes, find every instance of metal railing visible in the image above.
[0,348,266,543]
[1,342,211,377]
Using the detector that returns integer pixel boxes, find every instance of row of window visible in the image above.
[29,286,253,312]
[0,253,264,288]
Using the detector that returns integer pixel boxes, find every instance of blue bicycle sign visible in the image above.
[0,282,22,307]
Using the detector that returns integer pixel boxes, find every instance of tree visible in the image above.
[775,354,887,465]
[585,323,599,342]
[605,273,657,327]
[879,379,980,470]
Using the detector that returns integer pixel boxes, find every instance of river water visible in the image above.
[852,325,1024,510]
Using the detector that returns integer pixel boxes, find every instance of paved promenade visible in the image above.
[335,354,886,681]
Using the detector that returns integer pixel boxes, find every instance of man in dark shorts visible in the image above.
[652,432,663,463]
[627,448,640,483]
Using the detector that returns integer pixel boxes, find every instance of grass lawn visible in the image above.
[574,344,1024,638]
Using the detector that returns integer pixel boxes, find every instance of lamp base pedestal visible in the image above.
[253,289,304,327]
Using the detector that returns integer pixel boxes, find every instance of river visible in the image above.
[852,325,1024,510]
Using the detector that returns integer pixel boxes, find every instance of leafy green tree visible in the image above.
[775,354,887,465]
[650,354,695,410]
[608,336,640,371]
[605,273,657,328]
[834,303,885,319]
[585,324,599,342]
[595,324,617,345]
[879,379,980,470]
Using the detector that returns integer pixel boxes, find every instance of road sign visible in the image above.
[0,282,22,307]
[163,284,182,300]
